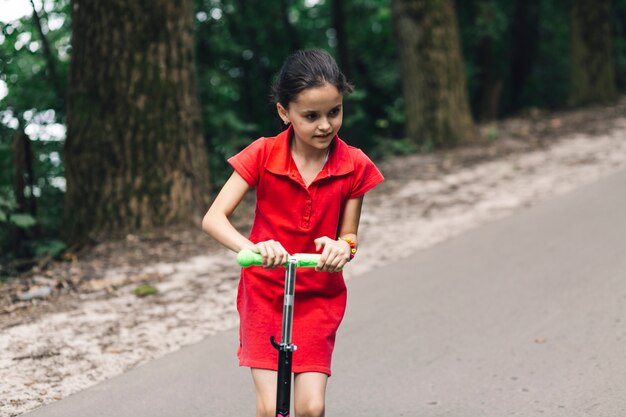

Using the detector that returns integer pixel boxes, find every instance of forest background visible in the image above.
[1,0,625,276]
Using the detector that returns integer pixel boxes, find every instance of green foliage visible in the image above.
[340,0,405,147]
[0,2,70,114]
[30,238,66,257]
[0,1,70,262]
[523,0,570,109]
[369,136,417,161]
[485,126,499,142]
[615,0,626,91]
[0,194,16,222]
[474,1,509,39]
[9,213,36,228]
[0,194,36,228]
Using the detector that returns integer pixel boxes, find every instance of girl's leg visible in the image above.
[293,372,328,417]
[251,368,277,417]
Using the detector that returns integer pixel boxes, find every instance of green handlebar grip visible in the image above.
[237,249,321,268]
[236,249,263,267]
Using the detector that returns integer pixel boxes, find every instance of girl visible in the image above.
[202,49,383,417]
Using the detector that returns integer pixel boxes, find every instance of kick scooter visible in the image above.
[237,249,324,417]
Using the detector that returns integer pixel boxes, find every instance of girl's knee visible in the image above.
[251,368,278,417]
[294,372,327,417]
[255,400,275,417]
[254,390,276,417]
[295,398,325,417]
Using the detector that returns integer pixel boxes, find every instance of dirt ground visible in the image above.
[1,98,626,417]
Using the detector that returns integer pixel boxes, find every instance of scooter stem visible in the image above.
[273,256,298,417]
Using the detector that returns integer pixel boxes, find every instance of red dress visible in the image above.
[228,126,383,376]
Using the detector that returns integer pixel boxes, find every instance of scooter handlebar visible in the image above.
[237,249,321,269]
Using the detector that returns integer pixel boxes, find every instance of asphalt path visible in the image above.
[26,168,626,417]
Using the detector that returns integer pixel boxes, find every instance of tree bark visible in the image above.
[569,0,617,106]
[392,0,475,149]
[64,0,211,244]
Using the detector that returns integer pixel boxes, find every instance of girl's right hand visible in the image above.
[247,240,289,269]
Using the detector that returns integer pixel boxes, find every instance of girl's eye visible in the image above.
[306,114,318,121]
[328,107,341,117]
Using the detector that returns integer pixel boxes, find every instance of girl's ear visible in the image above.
[276,103,290,125]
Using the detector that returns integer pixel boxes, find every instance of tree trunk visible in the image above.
[64,0,211,244]
[12,131,35,217]
[391,0,475,149]
[11,131,35,256]
[474,36,503,122]
[509,0,539,113]
[569,0,617,106]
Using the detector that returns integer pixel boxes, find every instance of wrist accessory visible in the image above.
[339,236,357,261]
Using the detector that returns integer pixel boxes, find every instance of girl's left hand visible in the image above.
[314,236,351,272]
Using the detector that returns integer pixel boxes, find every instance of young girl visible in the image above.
[202,49,383,417]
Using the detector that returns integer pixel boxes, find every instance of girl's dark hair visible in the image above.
[272,49,354,107]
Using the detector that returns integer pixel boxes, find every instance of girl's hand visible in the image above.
[314,236,351,272]
[248,240,289,269]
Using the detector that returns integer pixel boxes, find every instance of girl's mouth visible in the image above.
[315,132,333,139]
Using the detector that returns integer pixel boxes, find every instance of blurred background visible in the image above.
[1,0,625,275]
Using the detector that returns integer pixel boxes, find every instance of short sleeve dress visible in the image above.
[228,126,384,376]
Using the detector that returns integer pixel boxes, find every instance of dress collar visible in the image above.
[265,125,355,179]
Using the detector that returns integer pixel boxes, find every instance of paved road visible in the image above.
[26,169,626,417]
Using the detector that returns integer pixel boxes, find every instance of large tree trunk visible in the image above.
[569,0,616,106]
[392,0,475,149]
[64,0,211,244]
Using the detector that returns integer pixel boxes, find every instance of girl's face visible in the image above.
[277,83,343,153]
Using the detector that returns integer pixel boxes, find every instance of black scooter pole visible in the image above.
[271,257,297,417]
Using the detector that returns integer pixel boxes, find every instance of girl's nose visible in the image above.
[318,118,331,131]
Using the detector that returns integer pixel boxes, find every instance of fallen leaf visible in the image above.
[133,284,158,297]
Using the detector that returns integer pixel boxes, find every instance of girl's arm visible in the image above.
[202,171,253,252]
[202,171,288,268]
[314,196,364,272]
